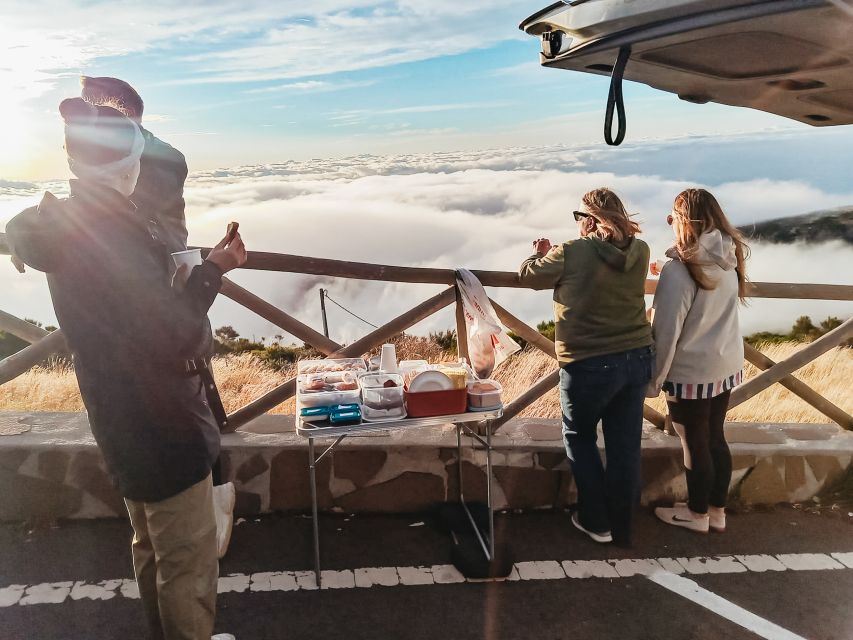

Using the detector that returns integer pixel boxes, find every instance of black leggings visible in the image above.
[667,390,732,514]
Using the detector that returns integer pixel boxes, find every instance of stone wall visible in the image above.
[0,412,851,523]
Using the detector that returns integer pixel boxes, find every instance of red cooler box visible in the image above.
[404,387,467,418]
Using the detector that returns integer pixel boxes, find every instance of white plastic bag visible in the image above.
[455,269,521,379]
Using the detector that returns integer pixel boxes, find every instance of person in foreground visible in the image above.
[519,188,654,546]
[6,98,246,640]
[649,188,749,534]
[81,75,237,559]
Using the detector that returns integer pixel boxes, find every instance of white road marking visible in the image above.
[776,553,844,571]
[831,552,853,569]
[1,551,850,607]
[676,556,749,575]
[562,560,620,579]
[648,570,808,640]
[735,555,788,573]
[516,560,565,580]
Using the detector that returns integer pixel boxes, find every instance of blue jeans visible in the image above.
[560,345,653,542]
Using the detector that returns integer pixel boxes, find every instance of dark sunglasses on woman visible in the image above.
[573,210,590,222]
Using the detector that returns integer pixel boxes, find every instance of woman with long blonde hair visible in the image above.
[649,188,749,534]
[520,187,653,547]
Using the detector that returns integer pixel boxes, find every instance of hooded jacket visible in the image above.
[134,126,189,253]
[649,230,744,396]
[5,180,222,502]
[519,236,653,363]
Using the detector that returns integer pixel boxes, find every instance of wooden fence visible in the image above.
[1,231,852,433]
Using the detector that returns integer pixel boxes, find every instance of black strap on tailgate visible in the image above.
[604,46,632,146]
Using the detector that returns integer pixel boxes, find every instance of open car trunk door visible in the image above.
[520,0,853,127]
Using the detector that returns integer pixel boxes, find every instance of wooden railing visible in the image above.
[1,231,852,433]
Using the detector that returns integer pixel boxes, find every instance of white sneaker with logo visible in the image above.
[212,634,236,640]
[675,502,725,532]
[655,504,709,533]
[214,482,236,559]
[571,511,613,543]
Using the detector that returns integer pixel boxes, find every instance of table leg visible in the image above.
[486,419,495,560]
[456,422,493,561]
[308,437,321,587]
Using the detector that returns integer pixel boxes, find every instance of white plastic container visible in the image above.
[297,388,361,409]
[360,373,406,421]
[297,358,367,375]
[467,379,503,411]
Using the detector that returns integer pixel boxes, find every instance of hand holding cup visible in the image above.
[533,238,552,256]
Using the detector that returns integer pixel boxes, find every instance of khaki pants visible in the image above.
[125,473,218,640]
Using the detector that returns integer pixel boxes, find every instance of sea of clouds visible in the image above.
[2,133,852,344]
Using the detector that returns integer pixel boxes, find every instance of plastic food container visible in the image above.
[299,406,332,423]
[360,373,406,421]
[405,387,468,418]
[298,358,367,375]
[329,404,362,425]
[297,388,361,409]
[467,380,503,411]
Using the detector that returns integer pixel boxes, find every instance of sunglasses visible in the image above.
[573,210,590,222]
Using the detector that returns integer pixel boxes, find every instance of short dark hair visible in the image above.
[80,76,144,121]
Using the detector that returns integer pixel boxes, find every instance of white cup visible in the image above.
[379,343,398,373]
[171,249,203,285]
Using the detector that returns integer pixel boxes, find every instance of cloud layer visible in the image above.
[2,138,851,344]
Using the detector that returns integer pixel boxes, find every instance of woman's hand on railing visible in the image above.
[206,231,248,274]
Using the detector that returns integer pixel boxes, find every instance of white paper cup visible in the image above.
[171,249,203,270]
[171,249,203,286]
[379,343,398,373]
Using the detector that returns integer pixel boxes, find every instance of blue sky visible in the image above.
[0,0,824,180]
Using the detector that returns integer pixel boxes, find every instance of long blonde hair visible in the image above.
[580,188,641,245]
[672,188,750,300]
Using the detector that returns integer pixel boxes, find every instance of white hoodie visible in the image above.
[649,230,744,396]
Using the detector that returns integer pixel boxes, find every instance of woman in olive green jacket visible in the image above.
[519,188,653,546]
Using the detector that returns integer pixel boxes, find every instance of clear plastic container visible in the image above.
[298,358,367,375]
[298,388,361,409]
[360,373,406,421]
[467,379,503,411]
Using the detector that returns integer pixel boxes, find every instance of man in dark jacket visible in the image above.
[80,76,238,559]
[6,97,246,640]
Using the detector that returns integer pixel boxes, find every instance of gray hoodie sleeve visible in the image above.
[648,260,696,396]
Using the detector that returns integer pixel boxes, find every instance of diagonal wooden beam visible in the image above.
[743,342,853,430]
[489,369,561,434]
[226,287,457,430]
[0,330,68,385]
[490,298,666,429]
[0,309,51,344]
[219,277,341,355]
[731,316,853,408]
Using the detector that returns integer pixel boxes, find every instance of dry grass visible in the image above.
[1,342,850,425]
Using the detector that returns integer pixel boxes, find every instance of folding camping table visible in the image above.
[297,410,503,587]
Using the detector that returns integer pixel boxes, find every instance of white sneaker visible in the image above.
[212,634,236,640]
[571,511,613,543]
[214,482,236,559]
[675,502,725,532]
[655,505,709,533]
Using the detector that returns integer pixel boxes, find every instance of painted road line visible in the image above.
[1,551,851,607]
[648,570,808,640]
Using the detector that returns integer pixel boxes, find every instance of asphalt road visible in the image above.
[1,506,851,640]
